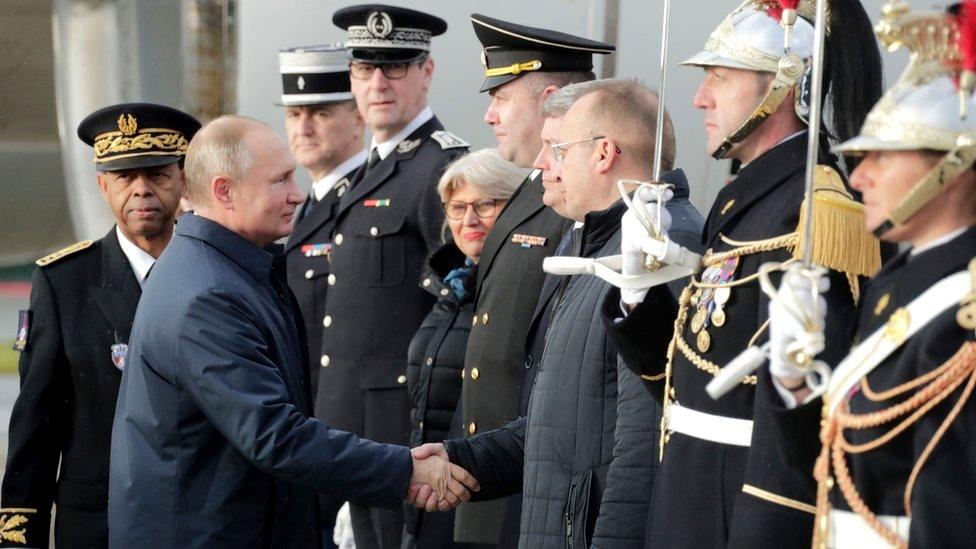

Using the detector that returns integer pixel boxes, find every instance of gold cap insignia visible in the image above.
[117,113,137,136]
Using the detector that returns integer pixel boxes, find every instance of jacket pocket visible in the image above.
[351,216,407,287]
[56,478,107,510]
[360,357,409,389]
[564,469,596,549]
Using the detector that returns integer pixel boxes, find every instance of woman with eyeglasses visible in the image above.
[403,148,525,548]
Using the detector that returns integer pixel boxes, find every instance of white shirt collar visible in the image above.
[910,226,970,256]
[115,226,156,288]
[311,149,367,202]
[369,106,434,161]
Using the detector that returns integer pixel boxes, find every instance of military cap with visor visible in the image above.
[833,1,976,237]
[77,102,201,172]
[278,44,354,106]
[333,4,447,64]
[470,13,615,93]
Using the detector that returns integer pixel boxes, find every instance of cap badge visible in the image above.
[480,49,488,69]
[397,138,421,154]
[117,113,138,136]
[366,11,393,38]
[297,76,306,91]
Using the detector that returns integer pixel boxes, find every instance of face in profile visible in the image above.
[98,162,184,241]
[485,77,547,168]
[350,58,433,136]
[534,116,569,218]
[693,66,769,160]
[848,149,941,242]
[444,182,505,262]
[231,127,304,246]
[284,102,363,174]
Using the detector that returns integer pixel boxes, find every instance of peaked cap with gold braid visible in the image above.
[77,103,201,172]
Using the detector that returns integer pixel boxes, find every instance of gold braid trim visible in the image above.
[813,342,976,549]
[676,334,758,385]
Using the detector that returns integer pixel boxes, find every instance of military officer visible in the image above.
[603,1,885,547]
[457,15,613,546]
[0,103,199,548]
[319,6,467,548]
[766,3,976,547]
[278,43,365,549]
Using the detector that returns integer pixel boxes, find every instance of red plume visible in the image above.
[766,0,800,23]
[958,0,976,73]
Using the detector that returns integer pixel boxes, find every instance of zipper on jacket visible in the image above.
[565,508,574,549]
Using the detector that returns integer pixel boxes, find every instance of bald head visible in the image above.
[184,115,302,247]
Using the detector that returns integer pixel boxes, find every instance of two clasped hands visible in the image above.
[407,443,479,511]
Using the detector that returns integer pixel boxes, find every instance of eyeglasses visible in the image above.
[349,60,422,80]
[442,198,505,220]
[550,135,607,164]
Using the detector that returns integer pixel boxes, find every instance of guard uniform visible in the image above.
[317,6,465,548]
[278,43,365,549]
[807,6,976,547]
[603,3,882,548]
[456,16,612,544]
[0,104,199,548]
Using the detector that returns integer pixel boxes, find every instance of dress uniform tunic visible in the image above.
[605,134,861,548]
[1,229,143,548]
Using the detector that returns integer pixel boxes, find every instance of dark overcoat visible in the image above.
[1,229,139,549]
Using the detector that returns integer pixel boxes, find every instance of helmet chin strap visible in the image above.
[873,135,976,238]
[710,53,807,160]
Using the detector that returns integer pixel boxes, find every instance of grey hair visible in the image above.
[437,148,528,204]
[541,79,612,118]
[184,115,261,206]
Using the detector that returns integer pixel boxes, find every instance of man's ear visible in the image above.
[539,84,560,102]
[421,57,435,92]
[212,175,235,209]
[96,172,110,200]
[595,139,619,174]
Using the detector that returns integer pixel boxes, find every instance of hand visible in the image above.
[408,444,480,512]
[768,264,829,389]
[621,186,674,305]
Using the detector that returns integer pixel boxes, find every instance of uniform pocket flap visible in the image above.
[360,357,409,389]
[353,216,407,238]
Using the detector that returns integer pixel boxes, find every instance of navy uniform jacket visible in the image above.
[315,116,467,446]
[1,229,139,549]
[285,165,358,398]
[108,213,412,549]
[454,170,567,543]
[604,134,858,549]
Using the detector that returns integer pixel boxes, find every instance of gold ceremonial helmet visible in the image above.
[833,1,976,236]
[681,0,827,159]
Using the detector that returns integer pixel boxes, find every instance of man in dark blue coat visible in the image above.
[108,116,478,549]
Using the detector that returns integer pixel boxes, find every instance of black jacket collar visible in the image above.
[177,213,273,282]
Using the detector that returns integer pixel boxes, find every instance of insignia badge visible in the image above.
[301,243,333,258]
[720,199,735,215]
[366,11,393,38]
[336,178,349,198]
[874,293,891,316]
[511,234,548,248]
[12,310,30,352]
[117,113,138,136]
[111,342,128,371]
[396,138,421,154]
[363,198,391,208]
[430,130,470,150]
[297,75,306,91]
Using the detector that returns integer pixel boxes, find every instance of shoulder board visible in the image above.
[36,239,93,267]
[430,130,470,150]
[792,165,881,281]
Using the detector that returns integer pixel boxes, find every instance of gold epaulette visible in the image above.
[793,165,881,278]
[35,240,93,267]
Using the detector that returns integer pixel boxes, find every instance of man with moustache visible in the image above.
[277,43,366,549]
[1,103,199,548]
[319,6,469,547]
[454,15,613,545]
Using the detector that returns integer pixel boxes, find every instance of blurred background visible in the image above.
[0,0,907,463]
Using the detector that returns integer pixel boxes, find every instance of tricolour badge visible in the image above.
[12,310,30,352]
[111,343,128,371]
[363,198,391,208]
[511,234,548,248]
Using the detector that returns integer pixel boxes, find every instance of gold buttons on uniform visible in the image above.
[440,288,449,296]
[397,375,407,384]
[370,226,379,237]
[320,355,330,367]
[305,269,314,279]
[327,274,336,286]
[482,313,489,325]
[460,369,465,380]
[471,367,480,380]
[334,233,344,245]
[472,315,478,326]
[323,315,332,328]
[426,357,433,366]
[468,422,477,435]
[423,278,431,287]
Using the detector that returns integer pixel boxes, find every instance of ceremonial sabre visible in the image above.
[652,0,672,182]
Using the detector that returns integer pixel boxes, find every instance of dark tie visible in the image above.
[365,147,381,173]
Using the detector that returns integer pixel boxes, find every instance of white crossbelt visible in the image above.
[827,509,909,548]
[667,403,753,446]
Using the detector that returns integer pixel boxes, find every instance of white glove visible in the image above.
[620,186,673,305]
[768,264,829,400]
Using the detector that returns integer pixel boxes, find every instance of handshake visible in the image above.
[407,443,479,511]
